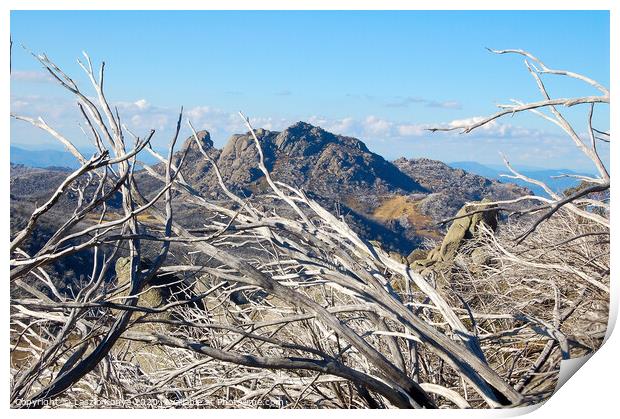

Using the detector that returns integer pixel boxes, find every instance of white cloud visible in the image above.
[448,116,490,129]
[307,116,356,135]
[10,99,31,110]
[130,115,142,125]
[363,116,392,136]
[445,116,546,139]
[13,92,598,171]
[8,94,549,145]
[11,70,54,83]
[10,94,74,120]
[396,124,427,137]
[428,100,462,109]
[134,99,150,110]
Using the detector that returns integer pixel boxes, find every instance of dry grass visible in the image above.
[372,195,442,240]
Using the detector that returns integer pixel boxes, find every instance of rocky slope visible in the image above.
[11,122,530,255]
[393,157,529,220]
[178,122,426,200]
[150,122,528,252]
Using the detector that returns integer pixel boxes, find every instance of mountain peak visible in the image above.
[274,122,335,155]
[182,129,213,151]
[287,121,318,132]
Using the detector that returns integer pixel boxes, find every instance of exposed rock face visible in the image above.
[409,199,499,274]
[114,257,163,312]
[394,158,529,221]
[131,122,531,255]
[114,257,204,315]
[181,122,426,199]
[10,164,72,201]
[174,130,221,196]
[12,122,530,258]
[113,257,176,374]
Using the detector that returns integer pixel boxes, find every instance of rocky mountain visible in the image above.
[10,164,112,293]
[10,163,123,213]
[178,122,426,200]
[393,158,529,220]
[10,164,72,201]
[148,122,528,252]
[11,122,530,255]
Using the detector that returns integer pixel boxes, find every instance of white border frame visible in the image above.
[3,2,616,418]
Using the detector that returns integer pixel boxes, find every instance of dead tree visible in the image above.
[429,48,610,398]
[10,48,608,409]
[431,49,609,246]
[10,51,186,407]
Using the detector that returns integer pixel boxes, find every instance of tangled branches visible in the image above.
[433,49,609,244]
[10,48,609,409]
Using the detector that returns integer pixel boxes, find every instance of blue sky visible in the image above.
[10,10,609,170]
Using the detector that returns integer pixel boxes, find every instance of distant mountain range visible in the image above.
[11,144,587,199]
[10,145,161,170]
[10,145,82,170]
[448,161,592,197]
[15,122,596,255]
[11,122,535,255]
